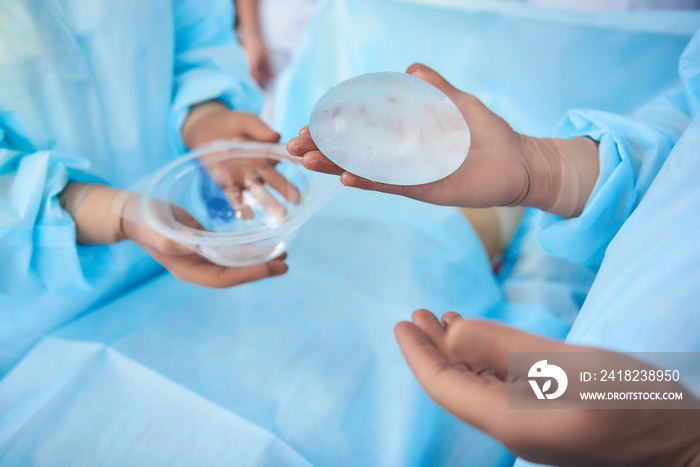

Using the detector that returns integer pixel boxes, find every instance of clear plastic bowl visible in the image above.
[141,141,342,267]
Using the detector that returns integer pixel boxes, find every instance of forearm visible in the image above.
[235,0,263,42]
[59,182,125,244]
[517,135,600,218]
[171,0,264,152]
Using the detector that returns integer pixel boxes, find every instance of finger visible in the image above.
[412,309,470,369]
[261,165,301,204]
[224,185,254,220]
[411,309,454,362]
[159,254,288,288]
[243,113,281,143]
[207,165,234,191]
[301,151,345,175]
[299,125,310,136]
[395,321,506,430]
[406,63,463,102]
[339,172,429,200]
[406,63,488,125]
[287,133,319,156]
[123,218,192,256]
[246,178,287,218]
[262,57,274,83]
[412,309,444,337]
[169,204,206,231]
[445,319,575,377]
[441,311,463,328]
[251,67,264,88]
[395,320,449,374]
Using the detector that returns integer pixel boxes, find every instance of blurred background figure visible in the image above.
[237,0,700,88]
[235,0,317,123]
[235,0,318,87]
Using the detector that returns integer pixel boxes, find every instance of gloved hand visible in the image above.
[59,182,287,287]
[395,309,700,466]
[202,149,301,220]
[182,101,279,149]
[183,101,301,219]
[287,64,599,219]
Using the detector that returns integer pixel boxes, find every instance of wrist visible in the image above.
[237,25,263,45]
[181,100,230,149]
[516,135,599,218]
[59,183,125,244]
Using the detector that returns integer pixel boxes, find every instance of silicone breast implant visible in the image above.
[309,72,470,186]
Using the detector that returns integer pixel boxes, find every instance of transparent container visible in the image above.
[141,142,342,267]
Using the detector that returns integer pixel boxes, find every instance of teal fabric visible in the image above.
[540,84,695,265]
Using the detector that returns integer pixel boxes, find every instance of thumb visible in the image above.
[445,319,574,377]
[122,218,192,256]
[243,114,281,143]
[406,63,462,102]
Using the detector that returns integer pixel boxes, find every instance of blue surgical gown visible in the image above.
[516,29,700,467]
[0,0,262,375]
[2,0,700,465]
[0,1,513,465]
[538,29,700,354]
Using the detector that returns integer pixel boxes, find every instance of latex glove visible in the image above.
[395,309,700,466]
[59,182,287,287]
[287,64,599,219]
[183,101,301,218]
[181,101,280,149]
